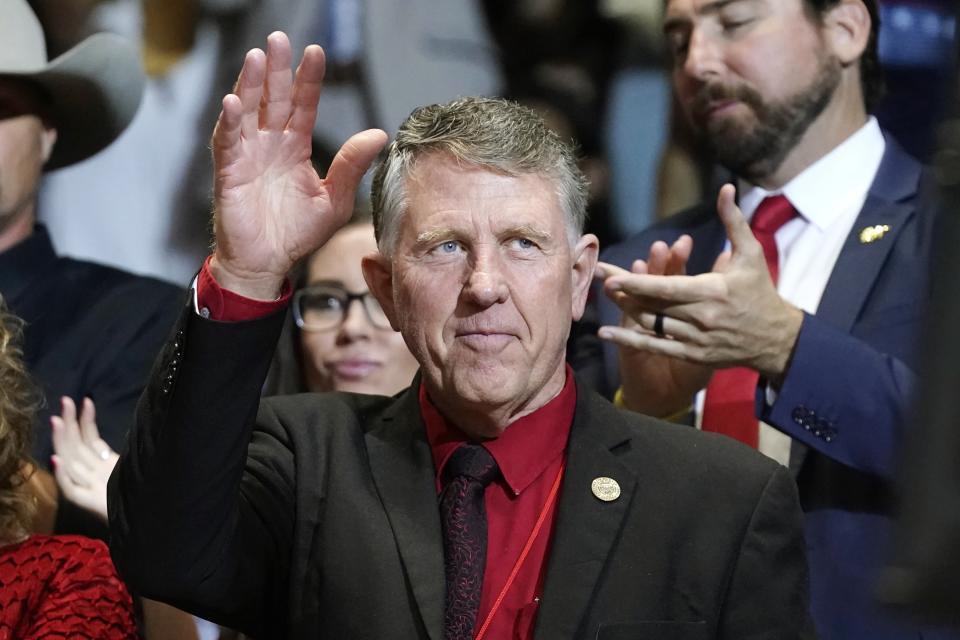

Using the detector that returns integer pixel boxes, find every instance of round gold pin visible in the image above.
[591,477,621,502]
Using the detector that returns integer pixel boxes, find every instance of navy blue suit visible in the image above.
[571,137,956,638]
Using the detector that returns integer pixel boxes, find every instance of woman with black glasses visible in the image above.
[267,214,419,397]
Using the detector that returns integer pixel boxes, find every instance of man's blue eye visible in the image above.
[516,238,534,249]
[441,241,459,253]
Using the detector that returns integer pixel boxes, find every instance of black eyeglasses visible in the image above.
[292,285,392,332]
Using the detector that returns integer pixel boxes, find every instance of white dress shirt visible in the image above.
[694,117,887,465]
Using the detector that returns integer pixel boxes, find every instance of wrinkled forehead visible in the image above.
[402,157,566,232]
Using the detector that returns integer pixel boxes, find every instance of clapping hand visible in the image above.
[596,234,713,417]
[598,185,804,410]
[209,32,388,300]
[51,397,117,522]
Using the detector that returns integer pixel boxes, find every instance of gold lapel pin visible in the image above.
[859,224,890,244]
[591,477,621,502]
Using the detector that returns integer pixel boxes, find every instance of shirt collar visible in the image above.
[738,117,886,231]
[0,225,58,302]
[421,365,576,496]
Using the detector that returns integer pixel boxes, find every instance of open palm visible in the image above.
[211,32,387,298]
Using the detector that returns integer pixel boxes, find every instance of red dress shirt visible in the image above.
[196,259,577,639]
[195,255,292,319]
[421,373,575,639]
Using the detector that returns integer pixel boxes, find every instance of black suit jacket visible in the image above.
[109,307,814,639]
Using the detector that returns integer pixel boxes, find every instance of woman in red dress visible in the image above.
[0,298,138,640]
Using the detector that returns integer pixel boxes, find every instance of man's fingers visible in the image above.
[666,235,693,275]
[608,287,667,316]
[261,32,294,131]
[647,241,670,275]
[712,249,732,272]
[634,311,702,343]
[715,183,759,259]
[212,94,244,168]
[597,325,695,361]
[605,271,719,304]
[630,259,649,275]
[236,48,267,141]
[287,45,327,135]
[595,261,631,280]
[325,129,389,215]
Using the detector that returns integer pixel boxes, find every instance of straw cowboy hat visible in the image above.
[0,0,145,170]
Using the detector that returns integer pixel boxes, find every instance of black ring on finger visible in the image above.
[654,312,666,338]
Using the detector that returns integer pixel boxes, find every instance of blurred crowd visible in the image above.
[1,0,958,638]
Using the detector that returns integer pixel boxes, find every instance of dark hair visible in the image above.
[804,0,883,111]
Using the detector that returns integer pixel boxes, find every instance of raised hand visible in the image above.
[210,32,388,299]
[598,184,803,387]
[50,397,117,522]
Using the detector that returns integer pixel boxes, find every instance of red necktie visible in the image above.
[701,195,797,447]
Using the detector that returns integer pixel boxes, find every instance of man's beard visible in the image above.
[692,56,841,182]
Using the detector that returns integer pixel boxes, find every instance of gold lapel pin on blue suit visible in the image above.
[591,477,621,502]
[859,224,890,244]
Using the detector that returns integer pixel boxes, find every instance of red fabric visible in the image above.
[702,195,797,447]
[196,255,292,321]
[422,367,576,640]
[0,534,138,639]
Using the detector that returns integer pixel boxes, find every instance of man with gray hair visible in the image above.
[110,32,814,639]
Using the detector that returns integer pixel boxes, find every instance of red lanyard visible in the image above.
[474,461,566,640]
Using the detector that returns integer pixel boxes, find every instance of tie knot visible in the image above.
[751,195,797,235]
[443,444,499,487]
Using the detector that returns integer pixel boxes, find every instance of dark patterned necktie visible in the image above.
[439,443,500,640]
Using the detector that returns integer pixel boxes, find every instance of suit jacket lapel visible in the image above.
[815,139,921,333]
[788,138,922,473]
[366,384,445,640]
[536,380,638,638]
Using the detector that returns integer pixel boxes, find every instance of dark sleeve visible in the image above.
[719,465,817,639]
[108,306,295,637]
[761,313,917,479]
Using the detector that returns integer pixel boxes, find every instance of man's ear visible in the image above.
[362,252,400,330]
[822,0,871,66]
[41,127,57,164]
[570,233,600,321]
